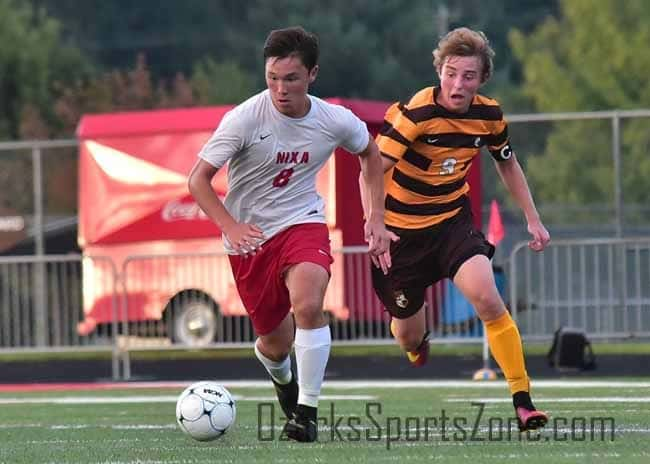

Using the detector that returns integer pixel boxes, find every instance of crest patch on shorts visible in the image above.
[393,290,409,309]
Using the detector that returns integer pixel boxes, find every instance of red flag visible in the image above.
[487,200,505,246]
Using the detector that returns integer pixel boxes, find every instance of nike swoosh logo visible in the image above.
[426,137,439,144]
[260,133,272,140]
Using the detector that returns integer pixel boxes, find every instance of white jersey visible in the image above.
[198,89,369,252]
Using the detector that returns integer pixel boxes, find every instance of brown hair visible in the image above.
[432,27,494,83]
[263,26,319,71]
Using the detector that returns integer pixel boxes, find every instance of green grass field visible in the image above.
[0,381,650,464]
[0,380,648,464]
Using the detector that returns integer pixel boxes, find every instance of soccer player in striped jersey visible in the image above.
[360,27,550,432]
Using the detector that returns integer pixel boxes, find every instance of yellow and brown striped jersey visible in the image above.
[376,86,513,230]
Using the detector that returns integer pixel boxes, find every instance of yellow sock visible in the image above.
[484,311,530,394]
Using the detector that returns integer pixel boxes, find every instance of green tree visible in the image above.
[53,54,189,133]
[0,0,92,140]
[53,54,256,136]
[31,0,245,81]
[31,0,557,106]
[509,0,650,223]
[0,0,93,218]
[191,58,257,105]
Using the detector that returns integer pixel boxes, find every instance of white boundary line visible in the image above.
[447,397,650,403]
[3,379,650,391]
[0,394,377,405]
[3,394,647,405]
[230,380,650,389]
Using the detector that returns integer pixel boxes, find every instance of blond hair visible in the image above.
[432,27,494,83]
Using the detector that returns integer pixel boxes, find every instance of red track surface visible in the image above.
[0,381,190,392]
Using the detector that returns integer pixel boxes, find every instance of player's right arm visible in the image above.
[190,106,265,256]
[188,160,265,256]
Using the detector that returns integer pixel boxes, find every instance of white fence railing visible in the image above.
[2,238,650,379]
[509,237,650,340]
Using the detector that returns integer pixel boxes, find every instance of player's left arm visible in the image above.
[493,152,550,252]
[357,137,396,272]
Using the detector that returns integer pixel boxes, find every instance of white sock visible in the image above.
[294,326,331,408]
[254,339,292,385]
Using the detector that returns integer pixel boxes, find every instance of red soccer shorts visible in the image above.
[228,222,333,335]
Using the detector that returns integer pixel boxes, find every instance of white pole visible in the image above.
[482,328,490,369]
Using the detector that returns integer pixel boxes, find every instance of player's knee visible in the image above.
[469,290,503,321]
[391,325,423,352]
[268,345,293,361]
[292,298,324,327]
[257,338,292,361]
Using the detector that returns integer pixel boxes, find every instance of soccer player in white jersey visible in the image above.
[188,26,392,442]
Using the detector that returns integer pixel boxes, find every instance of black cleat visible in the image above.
[283,412,318,442]
[271,371,298,419]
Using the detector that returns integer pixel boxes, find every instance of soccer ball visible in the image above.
[472,368,497,381]
[176,381,236,441]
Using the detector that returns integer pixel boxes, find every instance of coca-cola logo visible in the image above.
[0,216,25,231]
[162,200,209,222]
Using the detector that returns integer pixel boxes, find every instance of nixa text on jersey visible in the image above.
[276,152,310,164]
